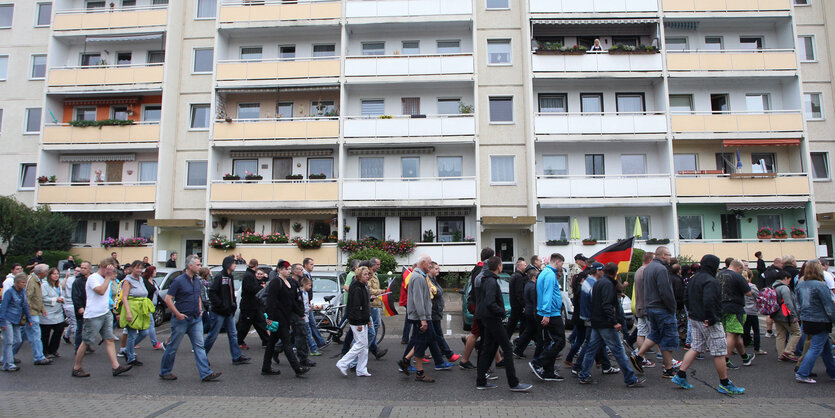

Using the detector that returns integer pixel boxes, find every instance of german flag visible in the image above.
[380,292,398,317]
[590,237,635,276]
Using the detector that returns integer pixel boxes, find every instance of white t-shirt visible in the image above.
[823,270,835,302]
[64,275,75,309]
[2,274,14,297]
[84,272,111,319]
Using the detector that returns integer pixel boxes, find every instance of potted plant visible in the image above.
[790,227,807,238]
[243,172,263,181]
[458,102,474,114]
[239,232,266,244]
[757,227,773,240]
[292,222,303,233]
[582,238,597,245]
[265,232,289,244]
[292,236,322,250]
[546,239,569,246]
[309,173,327,180]
[37,176,50,184]
[422,229,435,243]
[223,173,240,181]
[286,174,304,180]
[209,234,236,250]
[773,228,789,240]
[646,238,671,245]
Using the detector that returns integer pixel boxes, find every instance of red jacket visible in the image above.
[399,268,412,306]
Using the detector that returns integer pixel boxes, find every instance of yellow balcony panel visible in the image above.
[670,114,704,132]
[741,179,778,195]
[44,124,160,145]
[700,54,734,71]
[676,177,710,196]
[48,66,163,88]
[208,245,338,266]
[668,52,796,72]
[729,53,765,70]
[219,1,341,24]
[707,177,745,195]
[72,246,153,264]
[735,114,770,131]
[672,113,803,133]
[769,113,803,131]
[676,175,810,197]
[663,0,790,12]
[54,9,167,31]
[38,185,156,205]
[680,240,815,261]
[775,176,810,194]
[210,181,338,202]
[763,52,796,70]
[216,63,248,81]
[213,119,338,141]
[216,59,339,81]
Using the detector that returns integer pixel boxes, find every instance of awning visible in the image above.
[216,86,339,94]
[147,219,204,228]
[533,19,658,25]
[347,147,434,156]
[230,149,333,158]
[85,33,164,43]
[60,153,135,162]
[481,216,537,226]
[348,208,472,217]
[727,203,806,211]
[723,139,801,147]
[664,21,699,31]
[211,209,336,216]
[64,97,141,106]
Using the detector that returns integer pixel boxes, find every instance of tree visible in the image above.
[9,206,75,256]
[0,196,31,265]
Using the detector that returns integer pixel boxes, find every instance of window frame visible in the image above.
[232,159,258,177]
[538,93,568,113]
[437,97,462,115]
[621,154,647,175]
[0,4,13,29]
[189,103,211,130]
[71,220,88,244]
[489,155,516,185]
[74,106,97,122]
[585,154,605,176]
[195,0,217,19]
[678,215,703,240]
[811,152,831,181]
[35,2,52,27]
[307,157,334,179]
[401,156,419,179]
[485,0,510,10]
[669,94,694,113]
[362,42,385,56]
[30,54,47,80]
[357,217,386,240]
[192,47,214,74]
[437,156,463,178]
[436,216,465,243]
[239,46,263,62]
[704,36,724,50]
[18,163,36,191]
[486,39,512,66]
[142,104,162,122]
[70,162,91,183]
[665,37,688,51]
[401,40,420,55]
[804,92,824,121]
[798,35,816,62]
[739,36,765,50]
[359,157,384,180]
[545,216,571,242]
[361,99,385,117]
[312,44,336,57]
[237,102,261,120]
[794,0,809,5]
[615,92,646,114]
[580,93,604,114]
[542,154,568,176]
[24,107,42,134]
[673,153,699,173]
[0,54,7,81]
[488,96,514,124]
[436,40,461,54]
[185,160,208,189]
[626,215,651,239]
[745,93,771,113]
[588,216,608,241]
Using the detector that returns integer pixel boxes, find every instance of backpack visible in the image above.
[756,287,780,315]
[256,285,268,307]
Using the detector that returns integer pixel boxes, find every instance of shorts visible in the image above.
[722,313,746,334]
[82,311,116,345]
[688,318,727,357]
[637,317,651,337]
[470,318,481,337]
[646,308,679,352]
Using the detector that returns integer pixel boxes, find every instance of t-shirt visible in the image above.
[719,270,749,315]
[2,274,14,297]
[823,271,835,302]
[302,290,310,322]
[84,272,111,319]
[167,273,202,318]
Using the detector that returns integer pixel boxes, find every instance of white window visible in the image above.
[75,107,96,121]
[277,102,293,118]
[402,41,419,55]
[36,3,51,26]
[139,161,158,183]
[487,39,511,65]
[401,157,419,179]
[678,215,703,240]
[666,37,688,51]
[311,101,334,116]
[539,94,567,113]
[437,98,461,115]
[488,96,513,123]
[193,48,213,73]
[148,50,165,64]
[626,216,650,238]
[86,1,105,10]
[70,163,90,183]
[811,152,830,180]
[589,217,607,241]
[361,99,384,116]
[757,214,782,231]
[233,159,258,176]
[80,53,101,67]
[486,0,509,9]
[308,158,334,179]
[30,54,46,79]
[543,155,567,175]
[437,40,461,54]
[745,94,770,113]
[490,155,515,184]
[0,55,7,81]
[196,0,216,18]
[362,42,385,56]
[616,93,645,113]
[704,36,723,50]
[313,44,335,57]
[143,105,161,122]
[545,216,570,241]
[798,36,816,61]
[19,164,36,190]
[186,160,207,187]
[0,4,12,28]
[805,93,823,120]
[438,156,462,177]
[621,154,646,175]
[674,154,698,172]
[585,154,605,175]
[669,95,694,112]
[360,157,384,179]
[739,36,764,50]
[240,46,262,61]
[24,108,41,134]
[237,103,260,120]
[190,104,210,129]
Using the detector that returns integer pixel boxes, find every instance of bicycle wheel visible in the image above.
[376,319,385,345]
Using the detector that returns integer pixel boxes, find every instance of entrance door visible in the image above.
[720,214,741,240]
[272,158,292,180]
[185,239,203,261]
[495,238,514,263]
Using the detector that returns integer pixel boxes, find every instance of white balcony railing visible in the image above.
[534,112,667,135]
[343,114,475,138]
[343,177,476,201]
[536,174,672,199]
[530,0,658,13]
[345,53,473,77]
[396,242,478,267]
[532,51,662,73]
[347,0,472,17]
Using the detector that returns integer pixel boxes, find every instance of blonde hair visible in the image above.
[741,269,753,282]
[198,267,211,279]
[355,266,370,280]
[803,260,824,282]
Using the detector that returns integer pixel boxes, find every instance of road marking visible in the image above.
[144,401,184,418]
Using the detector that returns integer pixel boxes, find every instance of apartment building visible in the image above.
[0,0,819,270]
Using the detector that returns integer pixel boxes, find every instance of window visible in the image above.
[72,221,88,244]
[358,218,385,240]
[438,156,463,177]
[739,36,764,50]
[488,96,513,122]
[487,39,511,65]
[279,45,295,59]
[401,97,420,116]
[745,94,770,113]
[580,93,603,113]
[361,99,384,117]
[715,152,735,174]
[794,0,809,4]
[539,94,567,113]
[798,36,815,61]
[585,154,604,175]
[757,214,782,231]
[111,106,128,120]
[75,107,97,121]
[71,163,91,183]
[233,219,256,242]
[674,154,698,172]
[360,157,384,179]
[308,158,333,179]
[0,4,12,28]
[271,219,290,235]
[19,164,36,189]
[309,220,330,238]
[81,53,102,67]
[190,104,210,129]
[402,41,419,55]
[152,0,168,4]
[437,98,461,115]
[616,93,645,113]
[811,152,830,180]
[678,215,703,239]
[24,108,41,133]
[805,93,823,120]
[401,157,419,179]
[103,221,119,241]
[237,103,260,120]
[710,94,730,113]
[143,105,161,122]
[193,48,213,73]
[233,159,258,176]
[148,50,165,64]
[277,102,293,118]
[122,1,136,7]
[116,52,131,65]
[36,3,52,26]
[362,42,385,56]
[437,40,461,54]
[490,155,515,184]
[272,157,292,180]
[186,160,207,187]
[669,95,694,112]
[612,36,640,47]
[752,153,776,173]
[30,54,46,79]
[139,161,158,183]
[486,0,509,9]
[626,216,650,238]
[313,44,335,57]
[540,154,568,177]
[135,220,153,241]
[545,216,570,241]
[704,36,723,50]
[400,217,421,242]
[589,217,607,241]
[311,101,334,116]
[621,154,646,175]
[666,37,688,51]
[86,1,105,9]
[240,46,262,61]
[196,0,216,18]
[0,55,7,80]
[437,217,464,242]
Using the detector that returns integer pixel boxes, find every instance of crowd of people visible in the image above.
[1,246,834,393]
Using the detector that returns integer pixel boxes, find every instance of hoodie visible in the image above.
[685,254,722,326]
[476,270,506,320]
[209,256,237,317]
[771,279,796,322]
[536,265,562,318]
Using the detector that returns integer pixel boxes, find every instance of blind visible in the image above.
[362,100,385,116]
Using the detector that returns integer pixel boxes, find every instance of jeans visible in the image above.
[204,312,243,361]
[20,315,46,363]
[368,308,381,354]
[742,314,761,351]
[432,319,454,358]
[148,314,159,346]
[63,307,76,341]
[1,322,22,369]
[74,315,84,352]
[646,308,679,352]
[514,314,542,358]
[795,330,806,355]
[579,328,638,385]
[305,320,319,353]
[290,314,310,362]
[796,331,835,379]
[572,323,611,372]
[40,322,65,356]
[337,324,369,375]
[477,317,519,387]
[685,308,693,346]
[125,327,149,363]
[401,315,411,342]
[403,320,444,365]
[533,316,566,376]
[307,310,326,347]
[159,316,213,379]
[566,322,586,363]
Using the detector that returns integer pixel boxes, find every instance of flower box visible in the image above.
[223,174,240,181]
[309,173,327,180]
[546,240,569,246]
[582,240,597,245]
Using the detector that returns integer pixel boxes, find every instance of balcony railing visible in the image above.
[216,57,340,81]
[343,177,476,201]
[210,179,338,202]
[395,242,477,268]
[213,117,338,141]
[53,5,168,31]
[219,0,341,24]
[208,244,338,266]
[534,112,667,136]
[530,0,658,13]
[345,53,474,77]
[37,183,156,205]
[676,173,810,197]
[346,0,472,18]
[532,51,662,73]
[536,174,672,199]
[538,240,658,260]
[662,0,791,12]
[670,110,804,134]
[71,246,153,264]
[43,122,160,145]
[48,64,164,88]
[343,114,475,138]
[666,50,797,72]
[679,239,815,261]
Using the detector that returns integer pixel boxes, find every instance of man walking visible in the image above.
[717,259,754,368]
[507,259,528,337]
[459,248,495,370]
[630,247,678,378]
[771,270,801,362]
[290,263,315,368]
[71,262,91,353]
[237,259,269,350]
[302,257,327,349]
[23,264,52,366]
[205,255,250,365]
[631,252,656,368]
[529,253,567,382]
[397,255,436,382]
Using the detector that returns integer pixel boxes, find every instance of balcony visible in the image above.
[538,240,657,262]
[43,123,160,146]
[343,177,476,202]
[210,180,338,203]
[679,239,815,261]
[534,112,667,137]
[662,0,791,13]
[344,54,473,78]
[530,0,658,13]
[667,50,797,73]
[213,118,338,143]
[537,175,672,199]
[48,64,164,89]
[216,58,340,83]
[395,242,477,269]
[676,173,810,198]
[71,246,153,264]
[218,1,341,25]
[343,115,475,139]
[53,6,168,33]
[346,0,472,18]
[671,111,803,134]
[208,244,338,266]
[37,183,156,206]
[532,52,662,75]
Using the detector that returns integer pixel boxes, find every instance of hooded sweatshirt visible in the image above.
[209,256,237,316]
[685,254,722,326]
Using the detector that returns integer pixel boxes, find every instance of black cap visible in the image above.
[276,259,290,269]
[591,262,604,271]
[574,253,587,261]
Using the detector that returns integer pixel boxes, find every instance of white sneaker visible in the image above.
[356,371,372,377]
[336,365,348,376]
[672,359,682,368]
[117,349,125,358]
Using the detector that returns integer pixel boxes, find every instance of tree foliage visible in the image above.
[0,196,76,264]
[0,196,32,265]
[346,248,397,275]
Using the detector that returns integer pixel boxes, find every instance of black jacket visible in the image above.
[209,270,237,316]
[265,276,297,324]
[71,274,87,317]
[571,268,590,325]
[508,269,527,309]
[475,270,506,320]
[590,275,621,329]
[670,273,685,310]
[685,254,722,326]
[240,267,262,312]
[289,276,306,319]
[346,279,370,326]
[523,280,537,317]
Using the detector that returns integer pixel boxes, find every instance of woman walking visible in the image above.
[336,266,372,377]
[141,266,165,350]
[40,268,66,358]
[262,260,310,377]
[120,260,154,366]
[794,260,835,383]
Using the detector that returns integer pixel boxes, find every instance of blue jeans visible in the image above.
[204,312,243,361]
[401,315,411,341]
[19,315,46,363]
[432,320,454,358]
[368,308,381,354]
[125,327,149,363]
[2,322,22,369]
[305,320,319,353]
[796,331,835,379]
[579,327,638,385]
[566,322,586,362]
[159,316,213,379]
[307,310,326,347]
[685,308,692,346]
[795,330,806,355]
[646,308,679,352]
[148,315,159,346]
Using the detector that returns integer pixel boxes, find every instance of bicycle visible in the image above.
[315,294,386,346]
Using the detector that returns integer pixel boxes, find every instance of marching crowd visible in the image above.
[1,246,835,394]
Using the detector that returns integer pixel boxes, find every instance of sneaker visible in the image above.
[152,342,165,350]
[656,352,663,360]
[34,359,53,366]
[239,344,250,350]
[696,353,705,360]
[134,345,141,349]
[496,360,505,368]
[662,368,676,379]
[795,374,817,384]
[742,353,755,366]
[642,358,656,368]
[459,360,476,370]
[671,359,682,369]
[570,368,579,376]
[602,366,620,375]
[542,372,565,382]
[765,330,775,338]
[262,368,282,375]
[476,383,498,390]
[578,376,598,384]
[780,353,800,362]
[415,373,435,383]
[310,351,322,357]
[726,360,740,370]
[201,371,222,382]
[117,349,125,358]
[627,377,647,388]
[434,362,454,371]
[112,364,132,376]
[629,354,644,374]
[2,366,19,372]
[159,373,177,380]
[295,367,310,377]
[397,358,411,376]
[127,359,143,366]
[529,361,545,381]
[232,356,251,365]
[755,349,768,355]
[485,371,499,380]
[513,351,526,359]
[717,381,745,394]
[63,335,71,345]
[406,366,417,373]
[72,368,90,378]
[672,375,693,389]
[373,348,388,360]
[510,382,533,392]
[448,353,461,362]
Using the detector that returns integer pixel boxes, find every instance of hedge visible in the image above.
[1,250,74,275]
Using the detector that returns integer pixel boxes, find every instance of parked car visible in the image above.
[459,273,511,330]
[309,271,343,307]
[152,267,183,325]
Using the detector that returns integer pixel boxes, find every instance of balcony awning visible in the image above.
[64,96,141,106]
[481,216,537,226]
[85,33,164,43]
[230,149,333,158]
[60,153,135,162]
[216,86,338,94]
[532,19,658,25]
[348,208,472,217]
[211,209,336,216]
[347,147,435,156]
[727,203,806,211]
[723,139,801,147]
[147,219,204,228]
[664,21,699,31]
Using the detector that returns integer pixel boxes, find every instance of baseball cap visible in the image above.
[574,253,587,261]
[590,262,604,271]
[276,259,290,269]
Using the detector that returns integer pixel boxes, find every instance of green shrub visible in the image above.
[346,248,397,276]
[629,248,645,273]
[8,208,75,256]
[1,250,74,275]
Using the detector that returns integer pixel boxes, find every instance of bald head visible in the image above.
[33,264,49,277]
[417,254,432,271]
[654,247,671,264]
[730,259,744,273]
